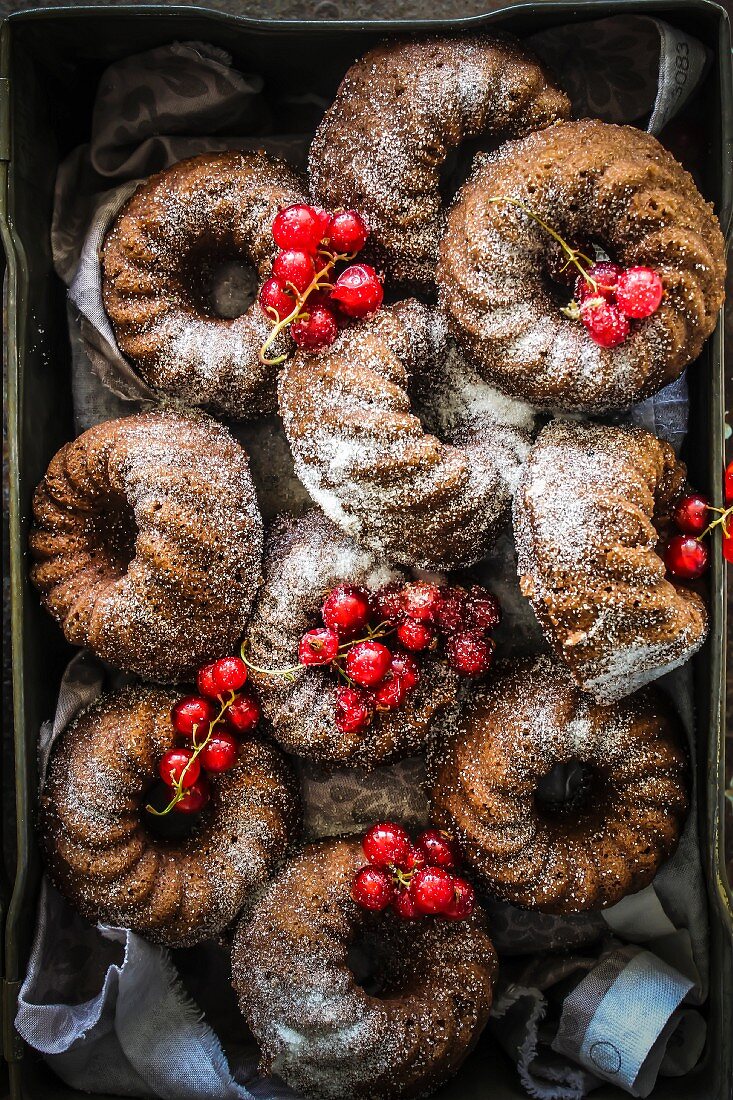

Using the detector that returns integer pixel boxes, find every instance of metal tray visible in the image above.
[1,3,731,1098]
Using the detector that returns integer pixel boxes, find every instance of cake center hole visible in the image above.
[141,780,207,841]
[203,258,259,319]
[535,759,595,818]
[85,494,137,579]
[347,922,404,998]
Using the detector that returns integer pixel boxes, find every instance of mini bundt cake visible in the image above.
[231,836,497,1099]
[309,34,569,288]
[513,419,708,702]
[102,151,305,418]
[278,301,533,571]
[40,686,300,946]
[429,655,688,913]
[29,409,263,682]
[438,119,726,411]
[245,511,460,767]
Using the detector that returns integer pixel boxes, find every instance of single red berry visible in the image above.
[226,693,261,734]
[725,462,733,505]
[291,305,339,350]
[196,663,220,700]
[673,493,709,536]
[392,888,420,920]
[171,695,215,738]
[334,686,373,734]
[435,586,468,635]
[328,210,369,254]
[396,620,435,652]
[345,640,392,687]
[615,267,664,318]
[400,582,442,622]
[580,298,630,348]
[411,866,456,915]
[402,845,426,873]
[446,631,495,678]
[330,263,383,318]
[373,674,407,711]
[723,528,733,564]
[272,249,316,294]
[198,730,239,773]
[159,747,201,789]
[322,585,371,636]
[207,656,248,694]
[417,829,460,869]
[465,586,502,633]
[299,627,340,666]
[575,262,622,303]
[174,777,210,814]
[363,821,411,867]
[374,583,405,623]
[272,204,324,253]
[664,534,709,580]
[259,277,295,322]
[351,866,394,911]
[389,653,420,693]
[442,876,476,920]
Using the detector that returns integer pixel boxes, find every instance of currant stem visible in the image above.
[698,503,733,541]
[488,196,598,291]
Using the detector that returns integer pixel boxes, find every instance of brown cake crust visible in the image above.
[40,686,301,946]
[513,419,708,703]
[429,656,689,914]
[231,836,497,1099]
[29,409,263,682]
[245,511,460,768]
[438,119,726,412]
[102,151,305,418]
[309,34,569,288]
[278,300,532,571]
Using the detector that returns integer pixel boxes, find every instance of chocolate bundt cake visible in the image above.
[245,511,460,767]
[29,409,263,682]
[438,119,726,411]
[309,34,569,288]
[40,686,300,946]
[232,836,497,1099]
[102,151,305,418]
[279,301,533,571]
[429,655,689,913]
[513,420,708,703]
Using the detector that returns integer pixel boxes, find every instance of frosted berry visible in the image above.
[389,653,420,693]
[664,535,709,580]
[175,777,210,815]
[351,866,394,911]
[443,876,476,920]
[207,656,248,694]
[446,631,495,677]
[272,249,316,294]
[226,693,261,734]
[345,640,392,687]
[392,888,419,920]
[259,277,295,322]
[334,686,373,734]
[272,204,324,253]
[401,582,442,622]
[411,867,456,915]
[575,262,622,303]
[373,674,407,710]
[299,627,340,666]
[196,663,220,700]
[580,299,630,348]
[330,264,383,318]
[199,730,239,773]
[291,305,339,350]
[374,583,405,623]
[435,586,468,635]
[417,829,460,870]
[171,695,215,738]
[159,748,201,789]
[328,210,369,254]
[615,267,664,318]
[465,587,501,633]
[673,493,709,536]
[362,822,411,867]
[322,585,371,636]
[396,619,435,652]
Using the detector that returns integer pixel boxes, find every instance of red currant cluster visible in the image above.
[351,822,475,921]
[258,203,383,363]
[566,261,663,349]
[664,468,733,579]
[248,580,500,738]
[149,655,261,816]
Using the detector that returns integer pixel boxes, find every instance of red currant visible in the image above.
[334,686,373,734]
[389,653,420,693]
[446,631,495,677]
[272,204,324,253]
[374,583,405,624]
[196,664,220,700]
[402,845,426,873]
[442,876,476,920]
[330,264,383,318]
[465,587,501,633]
[373,675,407,711]
[291,305,339,350]
[673,493,709,536]
[615,267,664,318]
[363,822,411,867]
[175,777,210,815]
[580,299,630,348]
[723,529,733,564]
[392,887,419,919]
[725,462,733,505]
[435,586,468,635]
[396,620,435,652]
[299,628,340,666]
[171,695,215,738]
[400,582,442,622]
[159,748,201,789]
[259,277,295,322]
[351,866,394,911]
[664,534,709,580]
[417,829,460,870]
[345,640,392,687]
[411,866,455,915]
[575,262,622,303]
[226,693,261,734]
[321,585,371,636]
[198,730,239,773]
[328,210,369,254]
[272,249,316,294]
[207,656,248,694]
